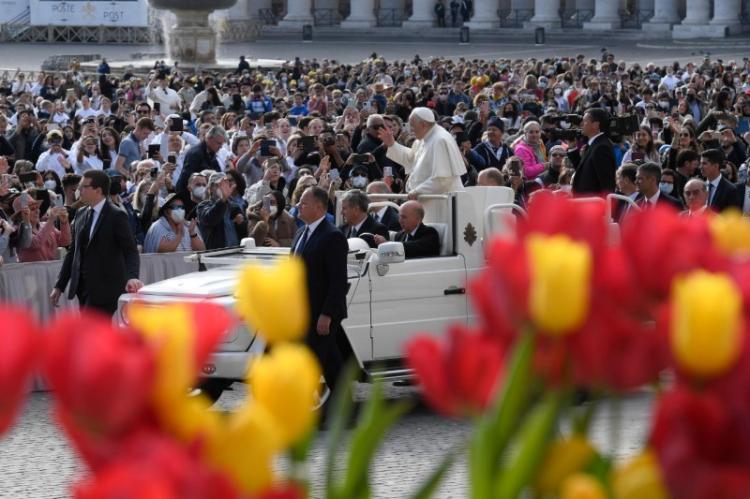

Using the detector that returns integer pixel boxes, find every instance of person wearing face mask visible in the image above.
[185,173,208,221]
[247,190,296,247]
[143,193,205,253]
[345,164,371,190]
[16,193,71,262]
[43,171,62,195]
[244,158,285,206]
[552,86,569,112]
[634,162,683,210]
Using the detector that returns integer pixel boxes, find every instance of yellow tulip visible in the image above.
[128,303,222,442]
[534,436,596,495]
[561,473,606,499]
[612,450,669,499]
[205,403,282,494]
[710,209,750,256]
[527,234,592,335]
[249,343,322,447]
[671,271,743,379]
[235,257,309,344]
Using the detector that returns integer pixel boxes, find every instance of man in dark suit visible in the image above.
[50,170,142,316]
[366,180,401,231]
[634,162,683,210]
[292,186,349,393]
[374,200,440,258]
[701,148,740,212]
[569,108,617,195]
[735,177,750,215]
[338,190,389,247]
[175,125,226,202]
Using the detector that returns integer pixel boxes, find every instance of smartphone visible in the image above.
[350,153,369,164]
[167,154,177,164]
[300,136,316,153]
[18,172,36,185]
[47,123,60,131]
[153,102,161,113]
[260,140,274,156]
[169,118,183,133]
[383,166,393,178]
[262,196,272,213]
[52,193,63,208]
[329,168,340,182]
[147,144,160,159]
[19,192,29,209]
[150,166,158,179]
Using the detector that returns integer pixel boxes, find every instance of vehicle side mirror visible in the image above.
[377,242,405,264]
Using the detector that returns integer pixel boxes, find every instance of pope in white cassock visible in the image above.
[379,107,467,199]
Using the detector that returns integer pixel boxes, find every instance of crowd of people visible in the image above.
[1,50,749,275]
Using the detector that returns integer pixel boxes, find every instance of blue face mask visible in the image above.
[659,182,674,195]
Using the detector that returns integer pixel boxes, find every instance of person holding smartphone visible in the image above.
[16,195,71,263]
[143,193,205,253]
[36,129,71,178]
[244,158,285,205]
[247,191,296,247]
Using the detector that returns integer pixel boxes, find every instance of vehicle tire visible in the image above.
[197,378,233,404]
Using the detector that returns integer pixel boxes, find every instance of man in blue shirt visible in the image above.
[246,84,273,115]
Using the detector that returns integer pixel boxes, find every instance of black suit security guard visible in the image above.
[292,186,349,394]
[51,170,142,317]
[569,108,617,195]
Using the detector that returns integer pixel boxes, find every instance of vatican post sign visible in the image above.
[30,0,149,27]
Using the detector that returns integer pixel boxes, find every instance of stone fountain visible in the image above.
[149,0,238,65]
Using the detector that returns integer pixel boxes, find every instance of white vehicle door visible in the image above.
[369,255,468,360]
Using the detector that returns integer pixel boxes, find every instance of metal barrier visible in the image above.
[258,8,279,25]
[0,252,199,321]
[497,9,534,28]
[484,202,527,240]
[376,8,405,27]
[312,8,341,26]
[619,9,653,29]
[559,8,594,28]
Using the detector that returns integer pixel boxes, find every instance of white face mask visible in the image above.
[659,182,674,195]
[171,207,185,223]
[554,88,562,96]
[44,180,57,190]
[269,206,278,217]
[659,100,670,109]
[192,186,206,199]
[351,175,367,188]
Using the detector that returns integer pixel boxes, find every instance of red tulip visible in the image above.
[519,191,609,259]
[253,483,306,499]
[0,305,39,436]
[621,206,727,301]
[44,311,155,468]
[73,431,241,499]
[650,386,750,499]
[187,302,237,369]
[406,325,506,418]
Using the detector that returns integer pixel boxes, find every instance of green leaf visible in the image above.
[408,451,456,499]
[338,381,412,499]
[469,329,535,499]
[324,362,359,499]
[289,426,316,463]
[494,389,563,499]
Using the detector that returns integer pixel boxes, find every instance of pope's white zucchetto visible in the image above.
[409,107,436,124]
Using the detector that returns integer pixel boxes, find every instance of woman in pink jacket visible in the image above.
[512,121,547,179]
[16,196,71,263]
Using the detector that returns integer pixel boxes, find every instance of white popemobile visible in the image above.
[117,187,633,402]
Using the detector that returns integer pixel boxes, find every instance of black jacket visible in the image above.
[291,218,349,323]
[373,205,401,232]
[569,134,617,195]
[176,141,220,201]
[395,223,440,258]
[338,215,389,247]
[708,176,740,212]
[55,201,139,309]
[635,192,684,211]
[472,141,510,170]
[735,183,749,211]
[196,198,246,250]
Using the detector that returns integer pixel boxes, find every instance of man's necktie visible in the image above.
[708,183,715,205]
[350,227,357,238]
[295,226,310,254]
[81,208,94,248]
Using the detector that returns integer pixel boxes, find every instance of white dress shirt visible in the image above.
[89,198,106,239]
[294,214,326,253]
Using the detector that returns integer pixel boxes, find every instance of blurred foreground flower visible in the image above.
[670,271,744,380]
[611,450,669,499]
[560,473,606,499]
[534,436,596,496]
[0,305,38,436]
[43,311,154,468]
[709,209,750,257]
[249,342,321,446]
[236,257,309,344]
[406,325,505,418]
